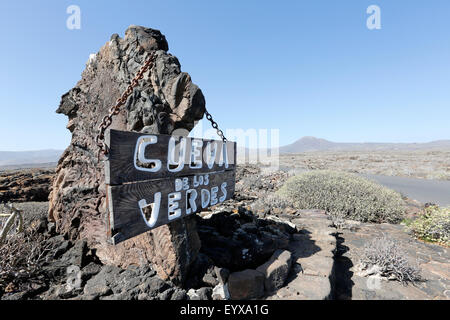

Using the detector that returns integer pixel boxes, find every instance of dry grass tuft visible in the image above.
[251,191,292,212]
[0,228,56,294]
[359,235,422,283]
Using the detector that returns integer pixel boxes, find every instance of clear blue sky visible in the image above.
[0,0,449,151]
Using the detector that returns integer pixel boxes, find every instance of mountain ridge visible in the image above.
[280,136,450,153]
[1,135,450,167]
[0,149,63,166]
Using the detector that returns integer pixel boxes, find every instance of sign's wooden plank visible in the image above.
[107,170,235,244]
[105,129,236,185]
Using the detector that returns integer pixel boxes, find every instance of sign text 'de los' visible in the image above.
[104,129,236,244]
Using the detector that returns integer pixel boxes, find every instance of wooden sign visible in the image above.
[104,129,236,245]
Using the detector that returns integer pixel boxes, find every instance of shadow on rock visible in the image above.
[285,229,322,283]
[332,232,354,300]
[196,209,297,273]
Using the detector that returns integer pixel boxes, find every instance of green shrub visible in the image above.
[409,206,450,245]
[278,170,405,223]
[251,191,292,213]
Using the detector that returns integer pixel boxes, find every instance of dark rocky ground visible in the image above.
[0,169,53,203]
[0,165,303,300]
[334,222,449,300]
[0,165,448,300]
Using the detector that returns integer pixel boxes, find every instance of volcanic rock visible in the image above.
[81,262,102,281]
[0,169,54,202]
[47,25,205,285]
[212,283,230,300]
[214,266,230,284]
[171,288,188,300]
[187,287,212,300]
[227,269,264,300]
[256,249,292,293]
[196,210,294,271]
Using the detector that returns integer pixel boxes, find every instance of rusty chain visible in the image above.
[205,110,227,143]
[95,52,156,161]
[95,51,227,162]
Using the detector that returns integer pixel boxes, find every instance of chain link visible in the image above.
[95,52,156,161]
[95,51,228,162]
[205,110,227,143]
